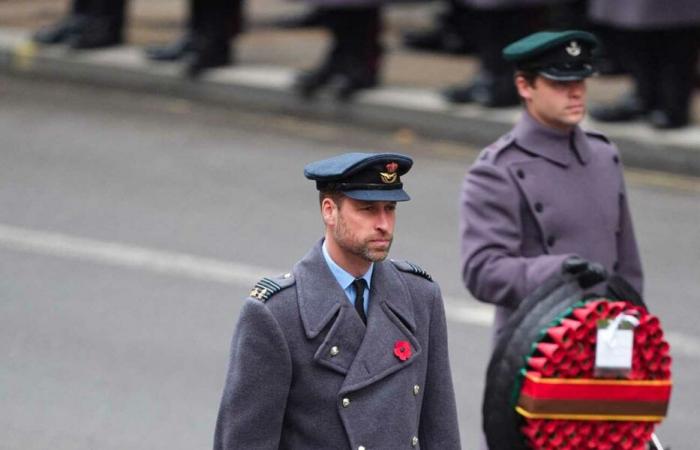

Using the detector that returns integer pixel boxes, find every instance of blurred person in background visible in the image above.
[441,0,557,107]
[144,0,243,78]
[33,0,127,49]
[293,4,386,101]
[587,0,700,129]
[401,0,477,55]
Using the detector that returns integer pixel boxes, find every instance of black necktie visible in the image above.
[352,278,367,324]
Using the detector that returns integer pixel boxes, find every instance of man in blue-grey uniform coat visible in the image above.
[460,30,644,341]
[215,152,461,449]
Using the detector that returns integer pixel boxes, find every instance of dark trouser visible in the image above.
[470,6,547,79]
[71,0,92,15]
[85,0,128,32]
[190,0,245,42]
[321,6,382,77]
[617,26,699,123]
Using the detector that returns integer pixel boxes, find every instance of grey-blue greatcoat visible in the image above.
[588,0,700,29]
[459,111,643,337]
[214,240,461,450]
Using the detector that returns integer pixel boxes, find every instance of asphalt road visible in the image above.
[1,74,698,450]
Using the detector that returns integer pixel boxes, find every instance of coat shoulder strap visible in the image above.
[249,273,296,302]
[390,259,433,282]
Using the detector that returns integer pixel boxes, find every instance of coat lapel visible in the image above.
[295,241,366,376]
[339,261,421,394]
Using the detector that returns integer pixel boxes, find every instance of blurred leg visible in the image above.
[444,6,546,107]
[650,26,699,128]
[33,0,92,44]
[185,0,240,77]
[69,0,127,49]
[294,6,382,100]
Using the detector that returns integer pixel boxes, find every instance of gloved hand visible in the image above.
[562,256,607,289]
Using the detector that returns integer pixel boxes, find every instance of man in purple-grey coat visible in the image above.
[215,152,461,449]
[460,30,644,343]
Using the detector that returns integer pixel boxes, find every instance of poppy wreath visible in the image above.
[482,272,672,450]
[516,298,672,450]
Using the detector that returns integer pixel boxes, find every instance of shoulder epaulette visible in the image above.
[584,129,611,144]
[478,133,516,163]
[391,260,433,282]
[249,272,295,302]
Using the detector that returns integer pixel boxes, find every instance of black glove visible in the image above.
[562,256,607,289]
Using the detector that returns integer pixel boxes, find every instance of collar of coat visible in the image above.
[511,110,592,167]
[292,240,422,393]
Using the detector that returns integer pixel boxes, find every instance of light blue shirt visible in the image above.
[322,240,373,315]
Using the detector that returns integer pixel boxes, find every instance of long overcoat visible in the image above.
[460,111,643,337]
[588,0,700,29]
[214,240,461,450]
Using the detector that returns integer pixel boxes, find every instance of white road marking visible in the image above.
[1,222,697,359]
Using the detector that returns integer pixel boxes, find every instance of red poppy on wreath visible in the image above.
[394,340,412,361]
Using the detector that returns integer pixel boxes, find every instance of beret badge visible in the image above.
[380,161,399,184]
[566,40,581,57]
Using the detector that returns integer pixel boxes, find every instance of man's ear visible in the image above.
[515,75,532,101]
[321,197,337,227]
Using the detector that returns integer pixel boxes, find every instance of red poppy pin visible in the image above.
[393,340,411,361]
[385,162,398,173]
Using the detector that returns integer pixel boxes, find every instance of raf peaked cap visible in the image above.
[304,152,413,201]
[503,30,599,81]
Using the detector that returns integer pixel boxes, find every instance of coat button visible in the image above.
[358,446,366,450]
[516,169,525,179]
[413,385,420,395]
[330,346,339,357]
[547,236,556,247]
[412,436,419,447]
[342,398,351,408]
[534,202,543,213]
[613,155,620,164]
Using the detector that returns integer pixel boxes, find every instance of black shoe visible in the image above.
[145,34,194,61]
[648,109,690,130]
[183,41,232,78]
[67,19,123,50]
[33,15,87,45]
[589,95,647,123]
[331,71,378,102]
[443,80,519,107]
[294,48,344,99]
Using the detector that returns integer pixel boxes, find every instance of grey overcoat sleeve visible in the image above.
[419,283,461,449]
[459,162,573,307]
[214,299,292,450]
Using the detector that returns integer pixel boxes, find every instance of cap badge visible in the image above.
[566,41,581,57]
[380,161,399,184]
